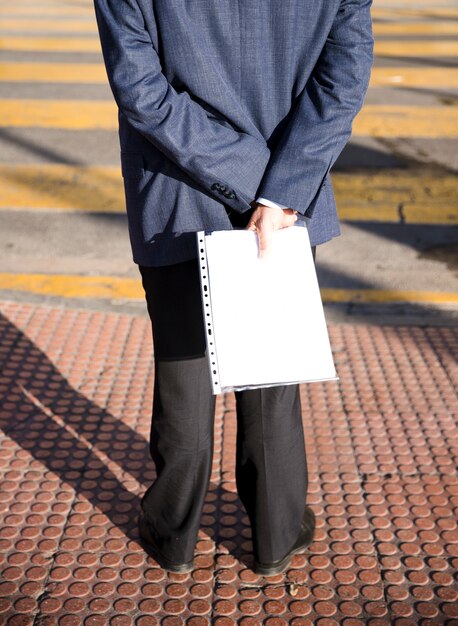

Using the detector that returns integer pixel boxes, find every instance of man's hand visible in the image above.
[246,202,298,258]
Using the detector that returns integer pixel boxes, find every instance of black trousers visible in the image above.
[139,232,315,565]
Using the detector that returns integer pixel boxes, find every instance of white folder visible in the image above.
[197,226,338,394]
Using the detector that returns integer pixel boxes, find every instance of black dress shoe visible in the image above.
[138,510,195,574]
[253,505,316,576]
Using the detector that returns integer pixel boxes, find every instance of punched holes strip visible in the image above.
[197,231,222,395]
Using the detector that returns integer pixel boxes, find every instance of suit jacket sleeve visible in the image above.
[255,0,374,216]
[93,0,270,214]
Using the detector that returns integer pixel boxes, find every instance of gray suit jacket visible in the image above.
[94,0,373,266]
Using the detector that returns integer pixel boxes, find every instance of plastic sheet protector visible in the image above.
[197,227,338,394]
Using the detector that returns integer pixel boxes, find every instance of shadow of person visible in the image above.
[0,311,253,569]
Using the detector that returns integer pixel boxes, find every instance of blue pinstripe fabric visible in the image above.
[94,0,373,266]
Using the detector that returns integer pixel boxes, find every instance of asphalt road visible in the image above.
[0,0,457,324]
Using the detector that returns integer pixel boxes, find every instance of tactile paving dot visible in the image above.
[0,303,457,624]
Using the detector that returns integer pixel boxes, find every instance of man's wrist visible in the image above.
[255,196,291,211]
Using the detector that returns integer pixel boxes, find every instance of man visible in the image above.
[94,0,373,576]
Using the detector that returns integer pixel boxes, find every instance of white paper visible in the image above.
[197,227,338,394]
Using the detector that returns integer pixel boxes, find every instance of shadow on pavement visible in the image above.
[0,313,252,565]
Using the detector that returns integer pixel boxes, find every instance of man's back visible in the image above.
[146,1,339,141]
[94,0,373,265]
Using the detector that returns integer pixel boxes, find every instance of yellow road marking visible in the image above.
[1,165,456,225]
[1,37,457,57]
[0,272,456,305]
[375,40,458,57]
[0,99,115,129]
[0,36,101,52]
[374,0,458,3]
[5,0,92,3]
[1,62,457,90]
[5,19,458,37]
[0,273,144,300]
[353,105,458,138]
[0,8,94,16]
[0,62,107,83]
[0,19,97,33]
[7,0,93,5]
[320,289,458,305]
[1,100,457,139]
[370,67,458,88]
[4,19,456,37]
[374,22,458,36]
[372,7,458,19]
[0,164,123,213]
[332,171,458,225]
[377,0,458,3]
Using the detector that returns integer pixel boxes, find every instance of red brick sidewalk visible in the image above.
[0,302,457,625]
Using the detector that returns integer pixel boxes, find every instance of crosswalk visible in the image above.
[0,0,457,305]
[372,6,458,20]
[0,271,456,306]
[1,100,457,137]
[3,17,457,36]
[2,63,457,89]
[1,165,456,225]
[2,35,458,56]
